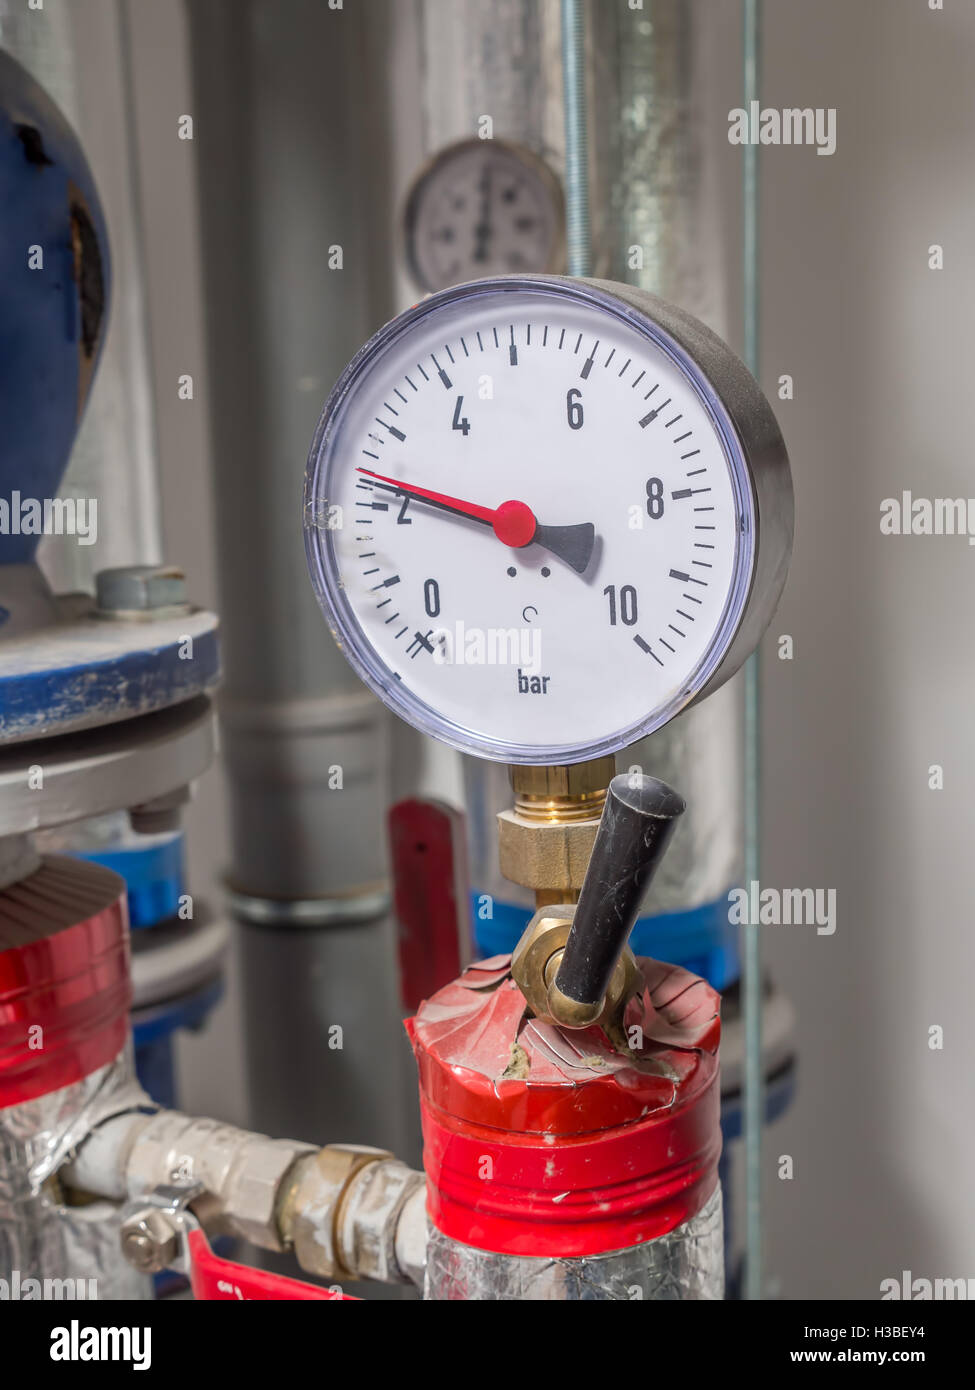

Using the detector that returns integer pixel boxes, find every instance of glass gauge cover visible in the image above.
[304,275,792,765]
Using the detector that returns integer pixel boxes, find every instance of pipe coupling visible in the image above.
[282,1145,423,1284]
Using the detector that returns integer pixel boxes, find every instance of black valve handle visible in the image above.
[552,773,686,1015]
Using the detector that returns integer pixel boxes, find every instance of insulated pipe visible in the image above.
[0,857,152,1299]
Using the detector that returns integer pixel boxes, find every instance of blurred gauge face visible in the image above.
[402,139,565,294]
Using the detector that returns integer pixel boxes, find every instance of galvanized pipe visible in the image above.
[560,0,590,277]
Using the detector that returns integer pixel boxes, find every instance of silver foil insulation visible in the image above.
[425,1184,723,1301]
[0,1046,152,1300]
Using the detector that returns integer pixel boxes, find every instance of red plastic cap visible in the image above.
[408,954,721,1257]
[0,856,131,1110]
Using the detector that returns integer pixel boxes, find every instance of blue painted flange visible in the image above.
[0,606,220,743]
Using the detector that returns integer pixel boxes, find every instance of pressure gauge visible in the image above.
[401,139,565,293]
[304,276,792,765]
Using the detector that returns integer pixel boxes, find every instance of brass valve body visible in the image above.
[510,906,641,1040]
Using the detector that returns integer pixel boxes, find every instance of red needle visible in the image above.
[357,467,537,547]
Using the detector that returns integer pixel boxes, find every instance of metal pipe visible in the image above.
[185,0,413,1158]
[560,0,590,277]
[741,0,764,1304]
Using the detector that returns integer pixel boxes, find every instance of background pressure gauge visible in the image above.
[304,276,792,765]
[401,138,566,293]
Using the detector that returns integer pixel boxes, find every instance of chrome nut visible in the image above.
[120,1208,180,1274]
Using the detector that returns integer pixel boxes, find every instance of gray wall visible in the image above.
[56,0,975,1296]
[759,0,975,1298]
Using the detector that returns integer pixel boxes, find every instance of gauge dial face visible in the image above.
[305,278,759,764]
[402,139,565,293]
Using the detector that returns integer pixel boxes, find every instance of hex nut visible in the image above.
[96,565,189,617]
[497,809,600,892]
[510,910,575,1021]
[120,1208,179,1274]
[509,758,615,800]
[221,1138,316,1251]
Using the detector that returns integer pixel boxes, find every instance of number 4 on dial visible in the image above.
[452,396,470,436]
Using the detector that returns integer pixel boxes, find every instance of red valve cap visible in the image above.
[407,955,722,1259]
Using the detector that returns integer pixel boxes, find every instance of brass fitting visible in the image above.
[497,757,614,905]
[282,1143,390,1280]
[510,905,641,1041]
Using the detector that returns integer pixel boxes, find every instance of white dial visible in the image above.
[305,277,792,763]
[402,139,565,293]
